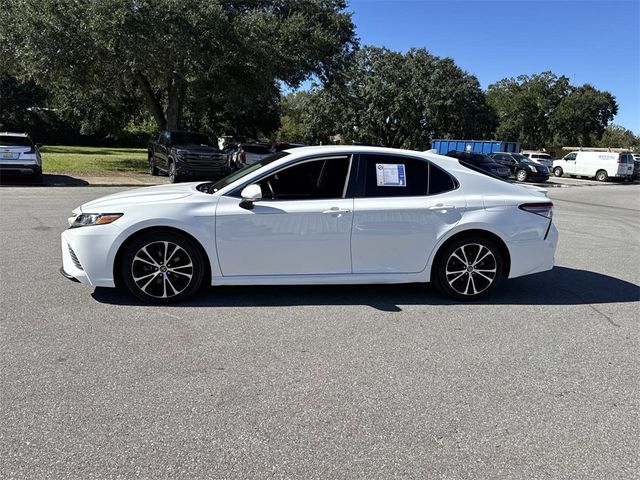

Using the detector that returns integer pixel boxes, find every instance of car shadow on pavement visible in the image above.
[0,174,89,186]
[91,266,640,311]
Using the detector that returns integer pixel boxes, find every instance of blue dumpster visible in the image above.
[431,139,520,155]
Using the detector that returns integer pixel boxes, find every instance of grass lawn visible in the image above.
[41,145,148,175]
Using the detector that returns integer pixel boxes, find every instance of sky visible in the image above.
[345,0,640,133]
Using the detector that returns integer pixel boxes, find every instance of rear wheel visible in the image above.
[596,170,608,182]
[121,231,204,304]
[515,169,528,182]
[433,237,503,300]
[553,167,563,177]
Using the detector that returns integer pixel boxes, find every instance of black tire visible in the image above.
[433,236,503,300]
[168,161,180,183]
[121,231,204,304]
[149,155,159,176]
[515,169,528,182]
[553,167,563,177]
[596,170,608,182]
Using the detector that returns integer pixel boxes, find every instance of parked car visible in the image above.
[60,146,558,303]
[0,132,43,182]
[273,142,306,152]
[148,131,231,183]
[631,154,640,181]
[489,152,549,182]
[231,143,273,168]
[445,150,511,179]
[552,151,634,182]
[521,151,554,169]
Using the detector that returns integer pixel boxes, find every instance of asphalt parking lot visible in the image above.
[1,183,639,479]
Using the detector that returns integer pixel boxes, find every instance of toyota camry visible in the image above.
[60,146,558,303]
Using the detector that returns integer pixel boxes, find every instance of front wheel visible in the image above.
[596,170,608,182]
[149,155,159,176]
[433,237,503,300]
[121,231,204,304]
[168,162,180,183]
[515,169,528,182]
[553,167,563,177]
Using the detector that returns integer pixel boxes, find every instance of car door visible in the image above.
[156,131,171,171]
[215,155,355,276]
[351,154,465,274]
[563,152,577,174]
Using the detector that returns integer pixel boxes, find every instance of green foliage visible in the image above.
[549,85,618,146]
[487,72,571,148]
[595,125,640,151]
[291,47,496,149]
[487,72,618,149]
[1,0,356,134]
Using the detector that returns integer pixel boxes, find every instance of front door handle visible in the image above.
[322,207,351,215]
[428,204,455,211]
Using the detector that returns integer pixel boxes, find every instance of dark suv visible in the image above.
[445,151,511,180]
[148,131,230,183]
[489,152,549,182]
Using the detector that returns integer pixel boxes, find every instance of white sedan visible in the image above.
[61,146,558,302]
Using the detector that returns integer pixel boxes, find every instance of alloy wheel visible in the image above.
[444,243,497,296]
[131,241,193,299]
[516,169,528,182]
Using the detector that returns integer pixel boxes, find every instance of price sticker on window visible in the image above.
[376,163,406,187]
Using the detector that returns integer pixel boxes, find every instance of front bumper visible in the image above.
[61,224,121,287]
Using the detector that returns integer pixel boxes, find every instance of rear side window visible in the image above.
[0,136,33,147]
[361,154,456,197]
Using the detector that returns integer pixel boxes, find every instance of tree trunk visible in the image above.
[166,74,187,131]
[133,71,167,130]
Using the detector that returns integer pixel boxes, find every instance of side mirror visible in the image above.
[239,184,262,210]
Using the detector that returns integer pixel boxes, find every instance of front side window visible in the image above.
[257,156,351,200]
[564,153,577,161]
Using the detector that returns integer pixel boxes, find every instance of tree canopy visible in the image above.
[487,72,618,149]
[1,0,356,133]
[293,46,495,149]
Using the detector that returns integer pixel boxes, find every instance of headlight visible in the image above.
[528,165,537,172]
[70,213,123,228]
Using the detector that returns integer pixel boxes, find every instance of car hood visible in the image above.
[77,183,198,213]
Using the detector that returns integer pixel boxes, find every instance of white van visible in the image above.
[552,151,634,181]
[521,151,553,168]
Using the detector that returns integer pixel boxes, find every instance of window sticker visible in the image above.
[376,163,406,187]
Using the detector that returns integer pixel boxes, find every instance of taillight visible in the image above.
[519,202,553,218]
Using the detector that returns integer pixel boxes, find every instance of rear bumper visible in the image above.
[507,222,558,278]
[0,164,41,176]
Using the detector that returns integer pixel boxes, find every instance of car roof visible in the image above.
[0,132,29,137]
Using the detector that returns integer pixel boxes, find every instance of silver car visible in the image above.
[0,132,43,182]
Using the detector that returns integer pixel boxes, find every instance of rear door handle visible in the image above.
[428,204,455,211]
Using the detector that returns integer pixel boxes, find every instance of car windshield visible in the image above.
[0,136,33,147]
[172,133,214,147]
[199,152,290,194]
[511,154,529,162]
